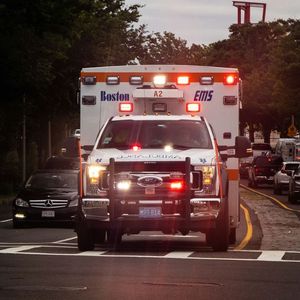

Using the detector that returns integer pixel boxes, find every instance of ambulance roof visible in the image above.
[82,65,238,74]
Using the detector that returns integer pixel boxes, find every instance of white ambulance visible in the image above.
[76,65,251,252]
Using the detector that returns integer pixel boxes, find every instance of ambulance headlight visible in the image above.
[88,165,106,183]
[194,165,216,195]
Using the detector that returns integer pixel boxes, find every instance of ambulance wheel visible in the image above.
[77,224,94,251]
[211,200,229,252]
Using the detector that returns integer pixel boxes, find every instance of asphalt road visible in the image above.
[1,188,300,300]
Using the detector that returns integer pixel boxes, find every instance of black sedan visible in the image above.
[12,169,79,228]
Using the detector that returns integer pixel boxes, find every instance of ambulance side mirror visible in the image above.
[235,136,252,158]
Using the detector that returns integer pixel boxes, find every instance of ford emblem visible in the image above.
[137,176,163,187]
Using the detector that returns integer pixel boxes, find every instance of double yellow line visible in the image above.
[235,184,300,250]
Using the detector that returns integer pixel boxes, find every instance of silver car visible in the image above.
[274,162,300,194]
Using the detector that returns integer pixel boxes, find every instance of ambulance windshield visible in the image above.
[97,120,213,150]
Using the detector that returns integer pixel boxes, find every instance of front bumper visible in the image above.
[78,197,223,233]
[12,206,77,224]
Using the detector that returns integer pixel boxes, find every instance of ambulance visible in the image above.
[76,65,251,252]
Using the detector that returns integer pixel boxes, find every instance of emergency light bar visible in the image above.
[129,76,143,85]
[186,103,201,113]
[200,76,214,85]
[106,76,120,85]
[119,102,133,112]
[177,76,189,85]
[224,75,238,85]
[153,75,166,87]
[82,76,96,85]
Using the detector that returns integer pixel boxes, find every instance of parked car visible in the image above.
[248,154,283,187]
[12,169,79,228]
[273,162,300,194]
[288,167,300,203]
[239,142,272,178]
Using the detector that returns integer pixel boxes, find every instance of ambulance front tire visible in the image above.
[77,223,95,251]
[211,200,229,251]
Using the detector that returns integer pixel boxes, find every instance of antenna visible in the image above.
[233,1,266,24]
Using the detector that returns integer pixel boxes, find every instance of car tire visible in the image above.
[211,199,229,252]
[77,223,95,251]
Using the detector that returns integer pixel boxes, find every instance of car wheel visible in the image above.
[77,223,95,251]
[211,199,229,252]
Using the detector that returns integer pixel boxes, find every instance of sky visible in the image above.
[125,0,300,45]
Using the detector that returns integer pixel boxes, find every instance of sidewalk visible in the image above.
[240,187,300,251]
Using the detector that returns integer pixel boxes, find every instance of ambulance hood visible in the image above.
[88,148,216,165]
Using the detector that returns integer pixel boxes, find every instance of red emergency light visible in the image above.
[131,144,141,151]
[170,180,184,191]
[186,102,201,113]
[177,76,190,85]
[119,102,133,113]
[224,74,238,85]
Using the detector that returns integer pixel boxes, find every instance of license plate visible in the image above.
[139,207,161,218]
[42,210,55,218]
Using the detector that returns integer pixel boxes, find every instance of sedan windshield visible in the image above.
[25,173,78,190]
[97,120,212,150]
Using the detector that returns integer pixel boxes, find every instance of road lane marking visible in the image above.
[164,251,194,258]
[240,184,300,213]
[257,251,285,261]
[0,218,12,223]
[1,246,300,262]
[0,245,38,253]
[234,203,253,250]
[53,236,77,244]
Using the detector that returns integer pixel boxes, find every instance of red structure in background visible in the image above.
[233,1,266,24]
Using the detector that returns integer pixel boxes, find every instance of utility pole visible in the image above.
[48,120,52,158]
[22,95,26,182]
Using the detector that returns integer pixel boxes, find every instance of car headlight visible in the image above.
[87,165,106,183]
[15,198,29,207]
[194,165,216,195]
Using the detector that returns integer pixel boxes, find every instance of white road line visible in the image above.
[164,251,194,258]
[0,218,12,223]
[76,251,108,256]
[53,236,77,244]
[0,245,38,253]
[257,251,285,261]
